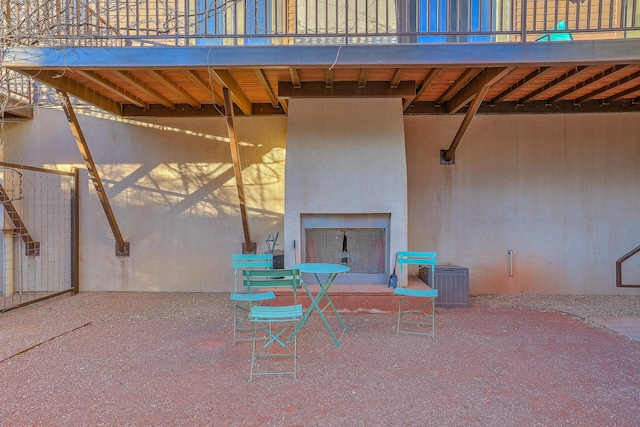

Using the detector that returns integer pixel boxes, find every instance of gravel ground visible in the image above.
[472,294,640,319]
[1,292,639,427]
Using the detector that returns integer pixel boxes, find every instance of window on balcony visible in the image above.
[400,0,496,43]
[195,0,277,44]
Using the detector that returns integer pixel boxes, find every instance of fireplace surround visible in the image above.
[283,98,408,286]
[301,214,390,284]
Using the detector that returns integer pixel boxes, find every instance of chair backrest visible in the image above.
[232,253,273,293]
[397,251,438,285]
[535,20,573,42]
[243,268,300,305]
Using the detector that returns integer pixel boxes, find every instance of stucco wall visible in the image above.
[2,106,639,295]
[2,107,287,292]
[405,113,640,295]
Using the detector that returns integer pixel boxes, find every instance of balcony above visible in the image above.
[3,0,640,117]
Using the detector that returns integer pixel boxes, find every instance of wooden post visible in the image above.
[442,85,491,163]
[58,90,129,256]
[222,87,254,253]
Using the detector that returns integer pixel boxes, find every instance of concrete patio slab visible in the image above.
[589,317,640,342]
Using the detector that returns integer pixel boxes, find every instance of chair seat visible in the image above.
[394,288,438,298]
[230,291,275,302]
[250,304,303,320]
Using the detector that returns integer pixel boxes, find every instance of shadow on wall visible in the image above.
[31,107,288,268]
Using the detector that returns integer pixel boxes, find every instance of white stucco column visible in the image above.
[284,98,408,286]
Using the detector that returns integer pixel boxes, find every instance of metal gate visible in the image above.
[0,162,78,313]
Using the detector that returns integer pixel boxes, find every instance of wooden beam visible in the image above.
[390,68,405,88]
[326,69,334,88]
[289,67,301,88]
[223,87,253,253]
[75,70,147,108]
[184,70,224,106]
[447,67,511,114]
[409,99,640,115]
[57,90,129,256]
[209,69,253,116]
[121,103,287,117]
[437,68,483,106]
[358,68,370,88]
[21,70,122,116]
[148,70,201,108]
[443,85,491,162]
[519,66,592,104]
[403,68,442,111]
[547,65,631,104]
[114,70,174,109]
[279,98,288,114]
[254,68,279,107]
[578,68,640,103]
[279,81,415,98]
[605,81,640,103]
[490,67,552,104]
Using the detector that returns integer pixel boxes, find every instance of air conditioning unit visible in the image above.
[418,265,469,308]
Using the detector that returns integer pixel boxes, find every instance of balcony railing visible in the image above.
[2,0,640,47]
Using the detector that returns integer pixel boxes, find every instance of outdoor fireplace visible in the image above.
[284,98,408,286]
[301,214,389,284]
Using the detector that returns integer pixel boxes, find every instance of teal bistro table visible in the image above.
[289,263,350,348]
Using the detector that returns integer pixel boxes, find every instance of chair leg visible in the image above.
[293,333,297,381]
[233,303,260,345]
[249,323,258,382]
[233,303,251,345]
[396,299,402,336]
[396,297,436,339]
[233,304,238,346]
[248,321,297,381]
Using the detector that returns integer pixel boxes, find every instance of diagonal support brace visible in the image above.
[442,85,490,164]
[58,90,130,257]
[223,87,254,253]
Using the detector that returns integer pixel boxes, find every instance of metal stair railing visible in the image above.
[616,245,640,288]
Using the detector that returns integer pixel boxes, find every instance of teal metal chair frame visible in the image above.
[230,253,275,345]
[536,20,574,42]
[394,251,438,339]
[245,268,303,381]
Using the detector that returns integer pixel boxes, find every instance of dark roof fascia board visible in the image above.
[407,99,640,114]
[5,40,640,69]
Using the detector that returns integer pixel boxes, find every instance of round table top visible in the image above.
[291,263,351,274]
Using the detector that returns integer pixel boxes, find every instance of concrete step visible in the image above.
[272,275,427,314]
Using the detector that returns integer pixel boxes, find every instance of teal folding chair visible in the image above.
[230,253,275,345]
[244,269,303,382]
[536,20,574,41]
[394,251,438,339]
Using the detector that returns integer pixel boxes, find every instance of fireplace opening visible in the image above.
[301,214,390,284]
[305,228,385,273]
